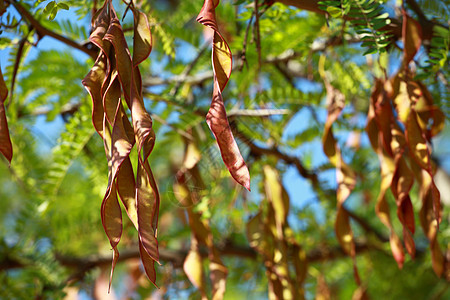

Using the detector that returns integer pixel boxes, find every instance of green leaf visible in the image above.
[327,6,342,18]
[57,3,69,10]
[49,8,57,20]
[363,47,378,55]
[43,1,56,14]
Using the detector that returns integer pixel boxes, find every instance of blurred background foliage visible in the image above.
[0,0,449,299]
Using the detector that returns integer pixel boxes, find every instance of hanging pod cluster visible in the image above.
[82,0,251,288]
[366,11,445,276]
[82,0,160,287]
[318,9,447,286]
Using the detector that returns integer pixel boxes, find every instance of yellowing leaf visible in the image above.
[263,165,289,239]
[393,78,411,124]
[183,239,205,293]
[406,111,430,170]
[212,31,232,92]
[183,142,201,169]
[247,212,273,259]
[402,11,422,65]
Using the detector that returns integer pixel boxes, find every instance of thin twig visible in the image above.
[234,126,320,185]
[254,0,262,71]
[170,42,209,96]
[122,0,134,22]
[144,71,214,87]
[228,108,290,117]
[239,12,254,71]
[150,113,194,141]
[7,35,28,109]
[1,17,22,28]
[346,209,388,243]
[1,162,31,193]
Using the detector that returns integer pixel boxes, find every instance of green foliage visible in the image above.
[37,0,69,20]
[153,22,176,59]
[417,0,450,21]
[17,50,89,120]
[45,99,94,196]
[418,25,449,78]
[319,0,392,55]
[55,18,89,41]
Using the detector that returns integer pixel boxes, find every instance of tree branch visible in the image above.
[275,0,445,42]
[0,239,395,276]
[143,71,213,87]
[143,34,360,89]
[233,128,391,244]
[170,42,209,96]
[233,126,321,187]
[228,108,290,117]
[254,0,262,71]
[346,210,389,243]
[7,0,97,59]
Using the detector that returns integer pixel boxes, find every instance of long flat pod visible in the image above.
[0,66,12,163]
[197,0,250,190]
